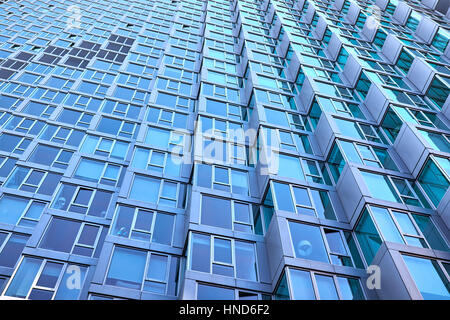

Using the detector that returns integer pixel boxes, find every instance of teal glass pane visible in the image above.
[344,231,365,269]
[403,255,450,300]
[427,77,449,109]
[418,130,450,153]
[337,277,365,300]
[418,159,449,207]
[274,273,290,300]
[355,208,382,265]
[412,214,449,252]
[328,143,345,182]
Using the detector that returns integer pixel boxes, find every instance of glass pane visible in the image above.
[197,284,235,300]
[370,206,404,244]
[106,247,146,290]
[337,277,365,300]
[235,241,257,281]
[289,269,316,300]
[289,222,329,263]
[315,274,338,300]
[403,255,450,300]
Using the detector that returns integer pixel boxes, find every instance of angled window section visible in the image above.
[0,194,46,228]
[402,255,450,300]
[426,75,449,110]
[28,144,73,169]
[288,221,361,267]
[129,174,187,209]
[284,268,365,300]
[417,129,450,153]
[105,246,180,296]
[417,157,450,208]
[355,71,371,100]
[188,233,259,281]
[51,183,112,218]
[396,48,414,75]
[73,158,123,187]
[334,117,386,144]
[111,205,175,245]
[431,28,449,53]
[331,140,399,172]
[262,127,313,155]
[360,170,429,208]
[5,257,88,300]
[39,217,107,258]
[315,96,366,120]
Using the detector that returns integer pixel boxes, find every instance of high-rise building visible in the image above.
[0,0,448,301]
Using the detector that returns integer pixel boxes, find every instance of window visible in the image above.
[129,175,187,208]
[145,126,188,152]
[0,133,32,154]
[132,147,182,177]
[188,233,258,281]
[360,171,429,208]
[195,163,249,195]
[271,181,337,220]
[73,158,123,187]
[51,183,112,218]
[80,135,129,160]
[0,194,46,227]
[39,125,85,147]
[39,217,107,257]
[200,195,260,233]
[97,117,139,139]
[111,205,175,245]
[262,127,313,155]
[357,205,449,255]
[105,246,180,295]
[28,144,73,169]
[402,255,450,300]
[4,257,88,300]
[418,157,449,208]
[280,268,365,300]
[57,108,93,128]
[288,221,360,267]
[0,232,29,268]
[101,99,141,119]
[4,166,62,196]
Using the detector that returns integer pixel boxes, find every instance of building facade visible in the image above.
[0,0,449,300]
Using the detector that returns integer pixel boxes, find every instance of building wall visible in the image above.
[0,0,448,300]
